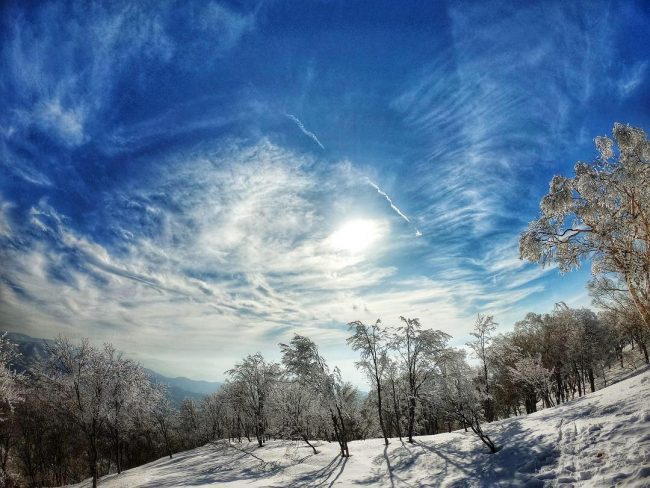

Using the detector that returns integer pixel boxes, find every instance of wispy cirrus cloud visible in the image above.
[617,61,647,99]
[0,141,428,380]
[383,2,639,330]
[1,0,647,386]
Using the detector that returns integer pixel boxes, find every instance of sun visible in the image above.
[328,218,385,253]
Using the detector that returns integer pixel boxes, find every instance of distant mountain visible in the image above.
[4,332,53,372]
[145,369,222,406]
[145,369,222,396]
[4,331,222,407]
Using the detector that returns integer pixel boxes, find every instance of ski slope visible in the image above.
[73,367,650,487]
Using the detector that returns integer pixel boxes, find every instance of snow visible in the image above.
[71,366,650,487]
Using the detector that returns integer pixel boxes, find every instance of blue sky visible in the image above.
[1,0,649,385]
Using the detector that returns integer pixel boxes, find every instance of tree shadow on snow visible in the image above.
[272,453,348,488]
[355,423,561,487]
[137,443,289,487]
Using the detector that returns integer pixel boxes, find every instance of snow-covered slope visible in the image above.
[73,367,650,487]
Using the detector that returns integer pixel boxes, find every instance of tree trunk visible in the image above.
[333,405,349,457]
[376,382,389,446]
[635,339,650,364]
[627,281,650,333]
[469,418,498,454]
[331,412,344,457]
[89,433,99,488]
[407,395,416,443]
[482,361,493,422]
[114,427,122,475]
[391,381,402,440]
[301,434,318,455]
[588,367,595,393]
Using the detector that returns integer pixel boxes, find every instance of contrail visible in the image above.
[366,178,410,222]
[285,114,325,150]
[365,177,422,237]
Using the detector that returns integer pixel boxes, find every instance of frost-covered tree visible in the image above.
[438,349,499,453]
[521,123,650,330]
[220,379,251,443]
[226,353,280,448]
[467,314,497,421]
[509,354,554,413]
[385,358,405,439]
[0,334,22,422]
[178,398,201,448]
[104,345,151,474]
[487,334,523,417]
[592,282,650,365]
[389,317,450,443]
[0,334,23,485]
[280,334,352,457]
[40,338,112,488]
[148,384,176,459]
[347,319,390,445]
[269,380,323,454]
[198,391,227,444]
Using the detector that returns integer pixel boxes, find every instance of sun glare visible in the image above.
[328,218,385,253]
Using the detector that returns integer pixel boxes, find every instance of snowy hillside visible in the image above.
[73,367,650,487]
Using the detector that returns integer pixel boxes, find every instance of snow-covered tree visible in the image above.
[592,283,650,365]
[226,353,280,448]
[509,354,554,413]
[40,338,112,488]
[0,334,23,485]
[467,314,497,421]
[438,349,499,453]
[521,123,650,331]
[347,319,390,445]
[280,334,352,457]
[148,384,176,459]
[104,345,151,474]
[0,334,22,421]
[198,391,227,444]
[385,357,405,439]
[269,380,324,454]
[389,317,450,443]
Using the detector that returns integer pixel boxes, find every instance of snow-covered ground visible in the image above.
[73,366,650,487]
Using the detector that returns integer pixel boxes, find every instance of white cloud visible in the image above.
[1,1,254,151]
[0,141,424,382]
[38,98,86,146]
[618,61,647,99]
[0,198,13,238]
